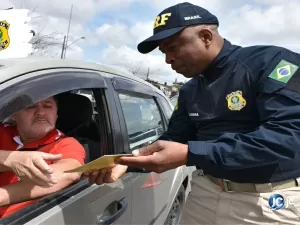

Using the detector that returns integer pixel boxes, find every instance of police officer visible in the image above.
[114,2,300,224]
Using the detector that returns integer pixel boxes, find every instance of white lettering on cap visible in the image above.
[184,15,201,20]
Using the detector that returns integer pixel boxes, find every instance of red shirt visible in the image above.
[0,124,86,218]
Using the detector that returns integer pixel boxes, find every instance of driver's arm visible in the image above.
[0,158,82,206]
[0,150,15,172]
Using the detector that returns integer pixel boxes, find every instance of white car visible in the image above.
[0,58,192,225]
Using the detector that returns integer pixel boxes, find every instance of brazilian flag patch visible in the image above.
[268,60,299,83]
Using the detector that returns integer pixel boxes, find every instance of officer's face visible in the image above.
[159,26,214,78]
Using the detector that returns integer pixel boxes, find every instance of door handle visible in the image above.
[98,197,128,225]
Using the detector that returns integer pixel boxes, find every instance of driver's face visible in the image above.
[12,97,58,141]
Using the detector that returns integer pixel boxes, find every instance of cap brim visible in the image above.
[137,26,186,54]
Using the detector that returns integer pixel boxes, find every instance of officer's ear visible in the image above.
[199,28,213,47]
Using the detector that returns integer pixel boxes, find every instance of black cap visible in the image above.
[137,2,219,54]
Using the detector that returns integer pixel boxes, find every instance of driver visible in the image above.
[0,96,85,218]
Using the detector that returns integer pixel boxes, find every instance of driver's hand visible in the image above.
[5,151,62,187]
[83,165,128,185]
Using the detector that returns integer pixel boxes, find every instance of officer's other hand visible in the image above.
[83,165,128,185]
[116,141,188,173]
[5,151,62,187]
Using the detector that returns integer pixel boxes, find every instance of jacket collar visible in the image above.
[202,39,241,82]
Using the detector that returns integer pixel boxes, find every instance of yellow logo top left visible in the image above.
[0,20,10,51]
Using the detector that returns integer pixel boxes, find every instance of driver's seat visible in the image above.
[55,92,95,163]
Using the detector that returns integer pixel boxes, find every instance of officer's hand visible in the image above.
[5,151,62,187]
[83,165,128,185]
[116,141,188,173]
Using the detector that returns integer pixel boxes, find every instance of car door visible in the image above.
[109,76,183,225]
[0,67,133,225]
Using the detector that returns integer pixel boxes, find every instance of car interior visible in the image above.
[0,90,105,223]
[55,90,102,163]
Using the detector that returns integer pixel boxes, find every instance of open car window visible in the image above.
[0,71,106,122]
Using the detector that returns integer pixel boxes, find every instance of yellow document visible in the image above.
[64,154,133,173]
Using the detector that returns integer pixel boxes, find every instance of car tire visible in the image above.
[163,184,186,225]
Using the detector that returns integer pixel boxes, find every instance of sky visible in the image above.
[1,0,300,84]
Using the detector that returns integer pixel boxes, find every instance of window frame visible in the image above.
[110,77,167,153]
[155,92,174,123]
[94,76,127,156]
[111,77,155,98]
[0,69,117,224]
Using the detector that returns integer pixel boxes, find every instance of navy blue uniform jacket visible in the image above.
[159,39,300,183]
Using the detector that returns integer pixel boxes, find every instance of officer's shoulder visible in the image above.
[235,44,298,69]
[236,45,282,63]
[234,44,300,79]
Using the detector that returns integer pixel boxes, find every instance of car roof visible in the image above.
[0,57,167,97]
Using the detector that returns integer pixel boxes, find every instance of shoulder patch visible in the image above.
[268,60,299,83]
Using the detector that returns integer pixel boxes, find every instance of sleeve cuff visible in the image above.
[186,141,208,167]
[125,167,150,173]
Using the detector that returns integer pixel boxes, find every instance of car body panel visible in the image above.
[130,168,185,225]
[24,178,133,225]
